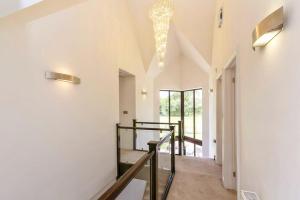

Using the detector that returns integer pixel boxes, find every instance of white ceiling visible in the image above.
[126,0,216,72]
[0,0,216,74]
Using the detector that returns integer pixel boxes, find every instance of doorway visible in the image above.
[219,61,237,190]
[119,69,136,150]
[226,65,237,190]
[159,89,203,157]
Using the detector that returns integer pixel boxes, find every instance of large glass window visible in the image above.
[183,89,203,157]
[170,91,181,124]
[159,89,203,157]
[170,91,181,155]
[184,91,194,140]
[159,91,169,123]
[0,0,43,17]
[159,91,181,154]
[195,89,203,141]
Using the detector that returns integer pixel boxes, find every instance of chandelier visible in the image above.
[150,0,174,68]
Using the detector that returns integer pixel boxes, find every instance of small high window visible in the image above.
[0,0,42,17]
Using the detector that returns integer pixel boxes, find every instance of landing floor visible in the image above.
[167,156,236,200]
[120,149,146,164]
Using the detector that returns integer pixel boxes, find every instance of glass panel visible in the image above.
[119,129,134,151]
[158,135,171,199]
[170,91,181,124]
[170,91,181,155]
[196,144,203,157]
[184,141,195,157]
[184,91,194,139]
[134,123,170,156]
[160,91,169,124]
[195,89,203,141]
[159,131,171,153]
[116,160,151,200]
[135,123,161,151]
[119,129,148,164]
[174,132,179,155]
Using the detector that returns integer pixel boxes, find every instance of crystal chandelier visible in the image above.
[150,0,174,68]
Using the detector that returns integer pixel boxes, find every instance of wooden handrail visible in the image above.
[98,151,155,200]
[135,121,179,125]
[118,126,171,132]
[183,136,202,146]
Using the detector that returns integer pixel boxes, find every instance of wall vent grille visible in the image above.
[241,190,260,200]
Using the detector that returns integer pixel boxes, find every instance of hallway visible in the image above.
[167,156,236,200]
[1,0,299,199]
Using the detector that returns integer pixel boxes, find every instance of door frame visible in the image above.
[119,69,136,150]
[216,75,223,165]
[219,54,239,191]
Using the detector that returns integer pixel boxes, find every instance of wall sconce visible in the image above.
[252,6,284,50]
[218,7,224,28]
[141,89,148,96]
[45,71,80,84]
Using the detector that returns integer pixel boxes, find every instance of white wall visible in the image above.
[0,0,153,199]
[173,0,216,65]
[212,0,300,199]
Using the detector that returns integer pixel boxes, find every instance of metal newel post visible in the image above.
[116,123,121,178]
[148,141,159,200]
[170,126,176,174]
[133,119,137,150]
[178,121,182,156]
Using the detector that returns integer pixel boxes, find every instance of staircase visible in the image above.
[142,168,171,200]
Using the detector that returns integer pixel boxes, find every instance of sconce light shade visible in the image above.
[141,89,148,95]
[252,6,284,48]
[45,71,80,84]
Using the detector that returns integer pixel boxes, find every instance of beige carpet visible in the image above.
[167,156,236,200]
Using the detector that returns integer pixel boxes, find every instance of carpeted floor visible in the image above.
[167,156,237,200]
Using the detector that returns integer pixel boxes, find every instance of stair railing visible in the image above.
[99,125,175,200]
[134,120,183,156]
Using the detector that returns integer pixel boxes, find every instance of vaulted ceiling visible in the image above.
[0,0,216,74]
[126,0,216,72]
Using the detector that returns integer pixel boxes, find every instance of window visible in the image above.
[159,89,203,157]
[0,0,43,17]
